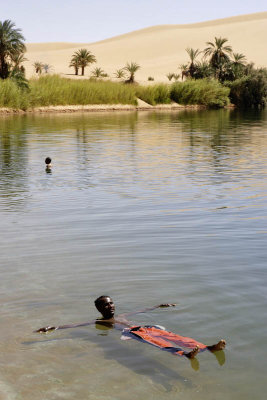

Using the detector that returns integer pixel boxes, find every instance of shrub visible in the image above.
[136,84,171,105]
[225,69,267,108]
[170,79,229,108]
[148,76,154,81]
[91,67,108,78]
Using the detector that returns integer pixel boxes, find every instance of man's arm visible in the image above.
[120,303,176,318]
[35,316,118,333]
[35,319,97,333]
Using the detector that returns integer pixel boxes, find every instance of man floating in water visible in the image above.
[45,157,52,172]
[36,296,226,359]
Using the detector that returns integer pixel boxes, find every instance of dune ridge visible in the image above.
[25,12,267,81]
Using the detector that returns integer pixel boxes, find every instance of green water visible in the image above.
[0,109,266,400]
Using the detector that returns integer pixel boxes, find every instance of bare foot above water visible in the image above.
[185,345,200,359]
[207,339,226,352]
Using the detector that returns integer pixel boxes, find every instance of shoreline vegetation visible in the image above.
[0,75,230,114]
[1,19,267,114]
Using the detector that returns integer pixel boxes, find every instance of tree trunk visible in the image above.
[81,66,85,76]
[0,55,9,79]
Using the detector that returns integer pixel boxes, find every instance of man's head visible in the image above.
[45,157,52,165]
[94,296,115,319]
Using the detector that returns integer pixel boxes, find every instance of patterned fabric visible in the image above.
[121,325,207,356]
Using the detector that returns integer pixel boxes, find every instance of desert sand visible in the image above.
[24,12,267,82]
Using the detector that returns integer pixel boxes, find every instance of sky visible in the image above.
[1,0,266,43]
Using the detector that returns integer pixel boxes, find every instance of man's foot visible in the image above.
[185,345,200,359]
[207,339,226,352]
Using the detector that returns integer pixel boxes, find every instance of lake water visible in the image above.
[0,109,266,400]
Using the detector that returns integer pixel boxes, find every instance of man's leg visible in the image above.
[130,327,201,358]
[129,327,225,357]
[163,345,200,359]
[151,327,207,350]
[150,327,226,353]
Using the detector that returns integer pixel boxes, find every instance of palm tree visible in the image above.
[91,67,105,78]
[33,61,43,75]
[0,20,26,79]
[69,54,80,75]
[232,53,246,67]
[124,62,140,83]
[74,49,96,76]
[186,48,201,78]
[225,53,247,81]
[180,63,190,81]
[11,52,27,70]
[193,61,213,79]
[204,37,232,80]
[166,73,174,81]
[173,74,180,81]
[114,68,125,79]
[43,63,52,74]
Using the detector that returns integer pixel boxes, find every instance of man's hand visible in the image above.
[35,326,56,333]
[158,303,176,308]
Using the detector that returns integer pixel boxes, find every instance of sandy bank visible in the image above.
[0,102,207,115]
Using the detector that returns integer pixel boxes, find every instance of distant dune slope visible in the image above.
[25,12,267,81]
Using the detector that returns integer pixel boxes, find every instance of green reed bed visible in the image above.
[28,75,137,107]
[0,79,29,110]
[170,79,230,108]
[0,75,231,110]
[135,80,229,108]
[135,84,171,105]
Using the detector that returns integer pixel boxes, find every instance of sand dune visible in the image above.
[25,12,267,82]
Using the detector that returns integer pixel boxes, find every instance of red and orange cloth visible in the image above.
[121,325,207,356]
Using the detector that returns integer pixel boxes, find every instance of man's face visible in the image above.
[98,297,115,319]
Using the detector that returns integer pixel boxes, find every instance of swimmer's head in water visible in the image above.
[94,296,115,319]
[45,157,52,165]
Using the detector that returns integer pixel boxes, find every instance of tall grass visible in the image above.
[170,79,230,108]
[135,84,171,105]
[0,75,231,110]
[0,79,29,110]
[28,75,137,106]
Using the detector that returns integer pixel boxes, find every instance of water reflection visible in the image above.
[0,109,266,210]
[0,117,29,211]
